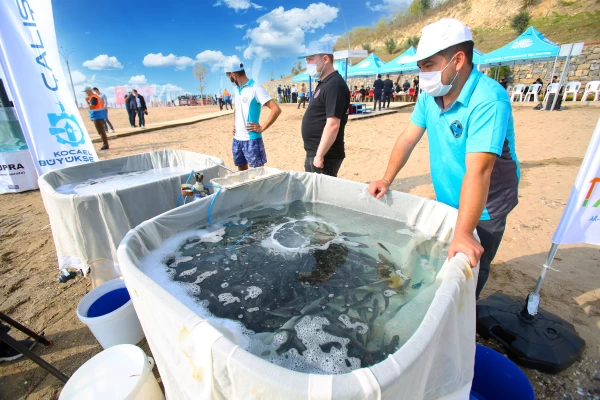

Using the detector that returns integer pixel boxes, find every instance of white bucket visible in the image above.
[60,344,163,400]
[77,279,145,349]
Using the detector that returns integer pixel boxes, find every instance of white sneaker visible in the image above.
[110,129,115,133]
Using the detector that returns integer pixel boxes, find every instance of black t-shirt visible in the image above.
[301,71,350,159]
[373,79,384,93]
[383,79,394,93]
[359,88,366,96]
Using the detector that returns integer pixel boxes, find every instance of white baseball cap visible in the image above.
[298,41,333,59]
[224,61,244,73]
[412,18,472,62]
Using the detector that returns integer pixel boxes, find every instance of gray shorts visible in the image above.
[476,216,507,299]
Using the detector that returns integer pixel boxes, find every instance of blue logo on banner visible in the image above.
[48,103,86,147]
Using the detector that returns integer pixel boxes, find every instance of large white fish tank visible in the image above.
[38,150,225,284]
[118,168,478,400]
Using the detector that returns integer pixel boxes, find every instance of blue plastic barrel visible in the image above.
[470,344,535,400]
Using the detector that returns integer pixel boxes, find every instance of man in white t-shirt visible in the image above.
[225,61,281,171]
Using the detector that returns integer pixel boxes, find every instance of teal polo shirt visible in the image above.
[410,68,520,221]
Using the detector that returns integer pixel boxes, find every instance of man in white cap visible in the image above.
[225,61,281,171]
[368,18,519,298]
[299,41,350,177]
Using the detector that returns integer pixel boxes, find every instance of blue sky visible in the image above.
[52,0,409,104]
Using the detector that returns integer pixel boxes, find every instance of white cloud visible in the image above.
[243,3,339,60]
[70,70,86,85]
[366,0,410,12]
[128,75,147,85]
[142,53,195,71]
[196,50,242,72]
[319,33,340,44]
[82,54,124,70]
[234,24,246,29]
[214,0,263,12]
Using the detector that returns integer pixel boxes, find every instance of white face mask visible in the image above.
[419,55,458,97]
[306,57,324,79]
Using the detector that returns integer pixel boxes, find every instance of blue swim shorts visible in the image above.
[232,138,267,168]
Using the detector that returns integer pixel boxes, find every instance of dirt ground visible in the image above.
[1,104,599,399]
[78,104,224,133]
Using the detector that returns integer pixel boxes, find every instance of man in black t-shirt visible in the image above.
[383,74,394,109]
[299,42,350,177]
[372,74,384,111]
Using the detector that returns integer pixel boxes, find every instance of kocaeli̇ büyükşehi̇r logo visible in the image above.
[47,102,86,147]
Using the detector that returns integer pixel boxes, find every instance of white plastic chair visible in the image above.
[524,84,542,102]
[564,81,581,102]
[507,85,514,95]
[581,81,600,102]
[543,83,561,106]
[511,84,526,102]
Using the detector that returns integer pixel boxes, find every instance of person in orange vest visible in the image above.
[222,88,232,110]
[83,86,109,150]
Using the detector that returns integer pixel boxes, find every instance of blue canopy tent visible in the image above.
[379,47,418,75]
[473,48,484,66]
[291,72,310,82]
[478,26,560,68]
[346,53,386,78]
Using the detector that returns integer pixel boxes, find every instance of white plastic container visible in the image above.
[60,344,164,400]
[77,279,144,349]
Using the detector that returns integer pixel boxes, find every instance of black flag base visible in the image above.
[476,292,586,374]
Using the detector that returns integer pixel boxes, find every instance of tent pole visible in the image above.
[524,242,559,316]
[549,53,559,85]
[533,242,559,296]
[550,43,573,112]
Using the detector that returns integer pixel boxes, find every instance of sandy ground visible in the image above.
[1,104,599,399]
[78,105,224,133]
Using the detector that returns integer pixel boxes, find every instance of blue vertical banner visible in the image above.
[0,0,98,176]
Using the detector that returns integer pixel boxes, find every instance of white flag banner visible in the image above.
[0,0,98,176]
[0,106,38,193]
[552,117,600,246]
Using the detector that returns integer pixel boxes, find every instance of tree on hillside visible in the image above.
[407,36,420,48]
[385,38,397,54]
[193,64,207,94]
[488,66,511,81]
[291,61,304,76]
[510,10,530,35]
[362,43,372,52]
[408,0,430,16]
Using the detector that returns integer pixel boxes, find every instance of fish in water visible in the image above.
[377,242,391,254]
[341,232,369,238]
[411,279,426,290]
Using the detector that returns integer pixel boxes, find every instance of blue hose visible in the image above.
[207,187,222,225]
[231,227,252,248]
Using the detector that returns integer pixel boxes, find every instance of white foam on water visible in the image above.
[338,314,369,334]
[195,270,217,284]
[201,227,226,243]
[244,286,262,300]
[383,290,396,297]
[395,269,410,281]
[218,293,240,306]
[173,256,193,267]
[221,282,229,288]
[247,307,259,313]
[261,217,343,255]
[55,166,193,195]
[230,254,238,261]
[179,267,197,277]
